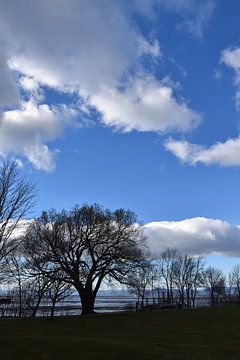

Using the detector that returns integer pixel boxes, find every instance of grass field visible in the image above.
[0,307,240,359]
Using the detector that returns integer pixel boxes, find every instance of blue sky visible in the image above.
[1,0,240,271]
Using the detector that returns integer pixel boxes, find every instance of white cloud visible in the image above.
[144,217,240,257]
[164,45,240,169]
[0,50,19,107]
[138,38,162,59]
[221,47,240,109]
[0,100,77,171]
[0,0,203,169]
[90,76,200,133]
[4,0,139,94]
[19,75,40,93]
[221,47,240,76]
[165,137,240,167]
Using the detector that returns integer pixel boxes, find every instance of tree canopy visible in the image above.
[24,204,144,314]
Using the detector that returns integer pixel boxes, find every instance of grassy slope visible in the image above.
[0,307,240,359]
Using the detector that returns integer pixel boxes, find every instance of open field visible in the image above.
[0,307,240,359]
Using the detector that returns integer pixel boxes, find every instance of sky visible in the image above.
[1,0,240,272]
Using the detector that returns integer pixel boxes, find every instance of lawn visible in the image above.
[0,307,240,359]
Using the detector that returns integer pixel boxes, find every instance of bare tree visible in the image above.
[124,260,154,308]
[188,257,203,308]
[165,254,203,308]
[158,251,203,308]
[45,274,74,318]
[5,252,28,317]
[23,273,50,317]
[201,266,226,306]
[156,248,179,304]
[24,204,144,315]
[0,161,35,262]
[229,265,240,304]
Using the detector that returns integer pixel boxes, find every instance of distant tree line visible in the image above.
[126,249,237,309]
[0,160,240,317]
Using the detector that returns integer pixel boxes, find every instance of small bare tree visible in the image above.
[5,251,28,317]
[188,257,203,308]
[156,248,179,304]
[157,250,203,308]
[0,161,35,262]
[23,274,50,317]
[201,266,226,306]
[229,265,240,304]
[174,255,203,308]
[124,260,154,308]
[45,274,74,318]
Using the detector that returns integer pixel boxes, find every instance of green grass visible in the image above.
[0,307,240,359]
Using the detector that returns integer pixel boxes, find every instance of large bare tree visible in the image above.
[0,161,35,262]
[24,204,144,314]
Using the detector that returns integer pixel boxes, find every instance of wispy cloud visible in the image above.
[157,0,217,39]
[221,46,240,109]
[165,137,240,167]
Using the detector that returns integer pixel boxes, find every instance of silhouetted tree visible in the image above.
[201,266,226,306]
[124,260,154,308]
[0,161,35,262]
[172,254,203,307]
[229,265,240,304]
[45,273,74,318]
[5,251,27,317]
[24,204,144,314]
[23,273,50,317]
[156,248,179,304]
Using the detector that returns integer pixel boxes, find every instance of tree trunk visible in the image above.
[210,291,215,306]
[50,298,57,318]
[32,301,40,317]
[179,287,185,306]
[186,288,190,307]
[79,289,96,315]
[191,288,196,308]
[237,286,240,304]
[18,280,22,317]
[170,283,174,304]
[31,296,42,317]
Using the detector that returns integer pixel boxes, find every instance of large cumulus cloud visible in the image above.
[144,217,240,257]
